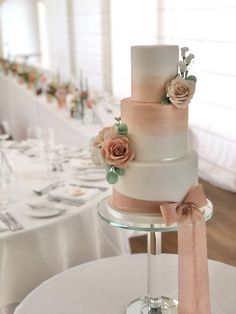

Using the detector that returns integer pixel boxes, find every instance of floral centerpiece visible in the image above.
[70,90,81,118]
[27,69,38,89]
[9,62,18,77]
[161,47,197,108]
[2,60,10,75]
[91,117,134,184]
[46,81,58,103]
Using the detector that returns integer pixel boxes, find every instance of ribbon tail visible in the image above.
[178,214,211,314]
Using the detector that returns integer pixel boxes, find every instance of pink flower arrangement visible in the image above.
[161,47,197,109]
[91,118,134,184]
[166,76,195,109]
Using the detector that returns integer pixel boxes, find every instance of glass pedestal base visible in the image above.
[98,196,213,314]
[126,296,178,314]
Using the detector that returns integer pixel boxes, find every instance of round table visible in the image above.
[0,150,130,312]
[15,254,236,314]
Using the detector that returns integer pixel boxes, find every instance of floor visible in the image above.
[130,179,236,267]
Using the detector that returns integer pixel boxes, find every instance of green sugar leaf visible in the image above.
[160,96,170,104]
[114,167,125,176]
[118,123,128,135]
[106,171,118,184]
[186,75,197,83]
[105,164,112,172]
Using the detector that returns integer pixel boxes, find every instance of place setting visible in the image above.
[25,179,107,219]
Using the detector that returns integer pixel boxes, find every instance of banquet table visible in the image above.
[14,254,236,314]
[0,146,130,313]
[0,73,118,147]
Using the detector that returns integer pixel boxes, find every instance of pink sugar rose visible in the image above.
[101,135,134,169]
[94,126,117,147]
[166,76,195,108]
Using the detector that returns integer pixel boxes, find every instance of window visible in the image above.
[110,0,158,98]
[37,1,49,69]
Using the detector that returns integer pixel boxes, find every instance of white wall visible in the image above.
[1,0,40,59]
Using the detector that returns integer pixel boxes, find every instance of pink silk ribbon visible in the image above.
[160,184,211,314]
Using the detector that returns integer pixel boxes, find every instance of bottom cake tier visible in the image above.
[113,150,198,213]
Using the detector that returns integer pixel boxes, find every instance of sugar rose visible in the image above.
[101,135,134,169]
[166,76,196,108]
[94,126,117,147]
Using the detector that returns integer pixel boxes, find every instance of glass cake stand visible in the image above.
[97,196,213,314]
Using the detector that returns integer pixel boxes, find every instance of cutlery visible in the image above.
[77,169,105,175]
[70,183,108,192]
[27,203,64,210]
[4,211,24,230]
[47,195,85,206]
[27,203,66,213]
[0,212,18,231]
[33,182,61,196]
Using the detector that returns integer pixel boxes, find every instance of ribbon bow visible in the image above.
[160,184,212,314]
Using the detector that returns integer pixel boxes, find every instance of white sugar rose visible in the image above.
[166,76,196,108]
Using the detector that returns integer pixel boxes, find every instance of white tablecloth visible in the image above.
[14,254,236,314]
[0,152,130,312]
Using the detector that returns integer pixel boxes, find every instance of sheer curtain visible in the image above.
[158,0,236,191]
[110,0,236,191]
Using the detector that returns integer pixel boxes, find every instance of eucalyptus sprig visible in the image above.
[115,117,128,135]
[106,164,125,184]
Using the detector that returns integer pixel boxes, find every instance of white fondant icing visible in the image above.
[115,151,198,202]
[131,45,179,102]
[129,132,188,161]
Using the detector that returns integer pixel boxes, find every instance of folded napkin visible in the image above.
[48,185,99,203]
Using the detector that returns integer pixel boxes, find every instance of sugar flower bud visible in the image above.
[181,47,189,58]
[185,53,195,65]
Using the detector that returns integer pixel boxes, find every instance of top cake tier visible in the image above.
[131,45,179,103]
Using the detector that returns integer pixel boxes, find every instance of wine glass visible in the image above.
[26,126,43,159]
[0,120,10,144]
[27,126,42,143]
[42,128,55,152]
[0,150,16,209]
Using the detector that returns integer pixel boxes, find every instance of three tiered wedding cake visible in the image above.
[94,45,212,314]
[92,45,198,214]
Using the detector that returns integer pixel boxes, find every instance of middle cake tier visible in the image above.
[121,97,188,161]
[113,150,198,213]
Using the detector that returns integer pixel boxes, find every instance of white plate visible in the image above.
[25,207,65,218]
[70,159,95,169]
[78,172,105,181]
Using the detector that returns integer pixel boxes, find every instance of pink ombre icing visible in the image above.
[121,97,188,136]
[132,76,168,103]
[113,188,163,213]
